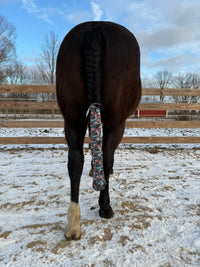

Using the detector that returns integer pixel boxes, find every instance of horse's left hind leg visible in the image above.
[99,122,125,218]
[64,122,87,240]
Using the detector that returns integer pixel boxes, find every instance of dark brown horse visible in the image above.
[56,21,141,240]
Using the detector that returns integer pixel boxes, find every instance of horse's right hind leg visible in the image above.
[64,121,87,240]
[99,122,125,218]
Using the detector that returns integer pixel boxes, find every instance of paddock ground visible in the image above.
[0,147,200,266]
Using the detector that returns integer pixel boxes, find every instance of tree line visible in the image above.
[0,15,59,85]
[142,70,200,104]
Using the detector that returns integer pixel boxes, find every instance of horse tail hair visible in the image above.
[82,25,106,191]
[82,25,104,107]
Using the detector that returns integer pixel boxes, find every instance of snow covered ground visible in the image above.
[0,125,200,266]
[0,142,200,266]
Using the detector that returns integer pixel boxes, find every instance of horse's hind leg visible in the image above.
[64,121,87,240]
[99,122,125,218]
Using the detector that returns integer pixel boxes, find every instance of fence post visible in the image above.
[160,87,164,102]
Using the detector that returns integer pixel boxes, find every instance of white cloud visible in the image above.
[129,0,200,75]
[21,0,37,13]
[19,0,200,75]
[66,11,91,25]
[21,0,61,25]
[138,26,195,51]
[91,2,103,21]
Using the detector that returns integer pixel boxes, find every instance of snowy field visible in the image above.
[0,127,200,266]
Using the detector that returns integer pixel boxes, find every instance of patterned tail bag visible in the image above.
[88,104,107,191]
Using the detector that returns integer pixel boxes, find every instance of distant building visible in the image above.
[135,101,167,118]
[135,110,167,118]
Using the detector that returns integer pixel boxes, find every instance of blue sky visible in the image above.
[0,0,200,77]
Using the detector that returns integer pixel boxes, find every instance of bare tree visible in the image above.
[172,72,200,103]
[142,77,157,88]
[0,15,16,83]
[173,72,200,90]
[6,61,28,84]
[0,67,7,84]
[25,65,48,85]
[141,76,158,102]
[154,70,173,101]
[38,31,59,85]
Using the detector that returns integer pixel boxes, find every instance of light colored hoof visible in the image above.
[65,202,81,240]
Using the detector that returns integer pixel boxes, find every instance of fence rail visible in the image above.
[1,85,200,96]
[1,136,200,145]
[0,120,200,129]
[0,85,200,145]
[1,101,200,111]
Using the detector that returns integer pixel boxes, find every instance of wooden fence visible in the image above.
[0,85,200,144]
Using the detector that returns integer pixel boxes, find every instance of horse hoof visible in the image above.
[65,225,81,240]
[110,168,114,175]
[65,231,81,241]
[99,207,114,219]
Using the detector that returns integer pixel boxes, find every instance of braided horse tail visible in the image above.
[82,25,106,191]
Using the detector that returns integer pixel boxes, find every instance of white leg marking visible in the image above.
[65,202,81,240]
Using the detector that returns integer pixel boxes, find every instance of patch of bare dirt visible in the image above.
[0,231,12,239]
